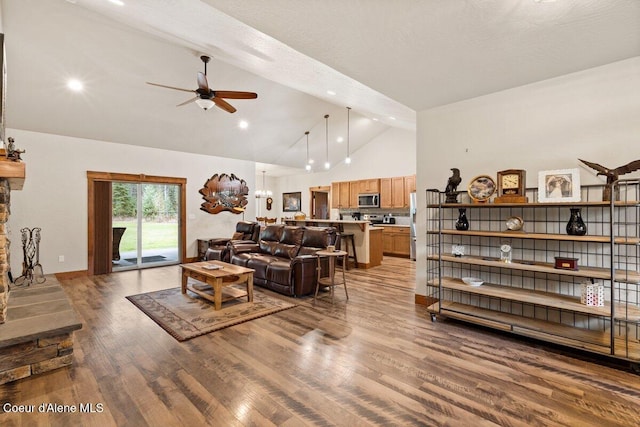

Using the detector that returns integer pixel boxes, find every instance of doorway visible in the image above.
[87,171,187,275]
[310,186,331,219]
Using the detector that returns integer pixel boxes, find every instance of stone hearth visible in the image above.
[0,275,82,384]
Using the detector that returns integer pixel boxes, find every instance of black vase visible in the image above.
[455,208,469,231]
[566,208,587,236]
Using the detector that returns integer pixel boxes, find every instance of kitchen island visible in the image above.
[283,219,382,268]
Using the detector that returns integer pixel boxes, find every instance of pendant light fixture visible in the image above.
[255,170,272,198]
[345,106,352,164]
[324,114,330,169]
[305,131,311,171]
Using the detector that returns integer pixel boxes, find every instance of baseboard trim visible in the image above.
[55,270,88,280]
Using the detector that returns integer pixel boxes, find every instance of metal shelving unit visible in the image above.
[426,180,640,363]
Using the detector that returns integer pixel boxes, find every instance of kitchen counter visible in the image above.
[284,219,382,268]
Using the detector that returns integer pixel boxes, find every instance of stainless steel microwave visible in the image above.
[358,193,380,208]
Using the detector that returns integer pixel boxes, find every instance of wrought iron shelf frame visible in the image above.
[426,180,640,363]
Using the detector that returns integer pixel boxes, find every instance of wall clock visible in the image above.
[495,169,527,203]
[467,175,496,203]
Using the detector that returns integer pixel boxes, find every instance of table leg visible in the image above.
[329,256,335,304]
[213,278,222,310]
[341,253,349,300]
[181,268,188,294]
[246,272,254,303]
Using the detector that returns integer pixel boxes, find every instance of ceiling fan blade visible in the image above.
[212,97,237,113]
[176,96,198,107]
[197,72,210,92]
[146,82,195,93]
[213,91,258,100]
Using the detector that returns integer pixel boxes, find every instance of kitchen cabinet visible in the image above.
[358,179,380,194]
[405,174,416,193]
[331,181,352,209]
[349,181,359,208]
[381,226,410,257]
[426,181,640,364]
[380,175,416,208]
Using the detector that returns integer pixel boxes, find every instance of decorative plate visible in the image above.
[467,175,496,202]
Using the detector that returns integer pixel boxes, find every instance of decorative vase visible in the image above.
[455,208,469,231]
[566,208,587,236]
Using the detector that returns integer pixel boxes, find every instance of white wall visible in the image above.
[7,129,256,275]
[275,126,416,218]
[415,57,640,296]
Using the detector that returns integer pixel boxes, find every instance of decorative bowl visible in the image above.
[462,277,483,287]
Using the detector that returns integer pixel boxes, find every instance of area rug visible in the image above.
[126,284,296,341]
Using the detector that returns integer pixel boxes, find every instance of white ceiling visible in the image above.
[2,0,639,176]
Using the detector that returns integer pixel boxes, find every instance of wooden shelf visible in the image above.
[427,301,640,359]
[432,277,640,321]
[428,254,640,284]
[0,159,25,190]
[429,201,639,208]
[432,301,612,353]
[431,229,640,245]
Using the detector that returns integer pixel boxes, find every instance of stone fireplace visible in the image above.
[0,161,82,384]
[0,172,19,322]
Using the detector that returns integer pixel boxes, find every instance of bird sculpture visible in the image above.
[579,159,640,201]
[445,168,462,203]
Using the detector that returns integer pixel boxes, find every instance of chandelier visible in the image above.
[255,170,272,198]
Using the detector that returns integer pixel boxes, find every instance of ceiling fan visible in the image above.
[146,55,258,113]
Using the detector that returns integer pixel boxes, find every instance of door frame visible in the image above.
[87,171,187,275]
[309,185,331,219]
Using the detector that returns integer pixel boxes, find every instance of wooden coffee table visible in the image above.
[180,260,254,310]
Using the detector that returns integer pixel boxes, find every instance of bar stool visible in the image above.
[336,223,358,269]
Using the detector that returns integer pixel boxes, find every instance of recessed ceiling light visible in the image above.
[372,118,379,122]
[326,90,336,96]
[534,0,557,3]
[336,136,343,143]
[67,79,84,92]
[238,120,249,129]
[389,116,396,121]
[108,0,125,6]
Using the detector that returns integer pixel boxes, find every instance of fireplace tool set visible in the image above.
[14,227,45,286]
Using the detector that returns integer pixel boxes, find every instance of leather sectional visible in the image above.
[227,224,337,296]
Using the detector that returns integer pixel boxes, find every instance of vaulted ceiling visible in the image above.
[2,0,639,175]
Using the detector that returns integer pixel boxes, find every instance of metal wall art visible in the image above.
[199,173,249,214]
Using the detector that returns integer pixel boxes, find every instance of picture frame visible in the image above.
[538,168,581,203]
[283,192,302,212]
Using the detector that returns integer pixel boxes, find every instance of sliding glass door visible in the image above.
[112,182,180,270]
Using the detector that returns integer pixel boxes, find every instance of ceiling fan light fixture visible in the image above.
[195,98,215,110]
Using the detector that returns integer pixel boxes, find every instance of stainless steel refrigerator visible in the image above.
[409,192,417,260]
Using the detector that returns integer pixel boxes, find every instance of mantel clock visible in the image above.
[495,169,527,203]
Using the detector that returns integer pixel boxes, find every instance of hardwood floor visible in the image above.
[1,257,639,426]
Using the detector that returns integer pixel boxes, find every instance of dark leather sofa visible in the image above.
[203,221,260,262]
[228,224,337,297]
